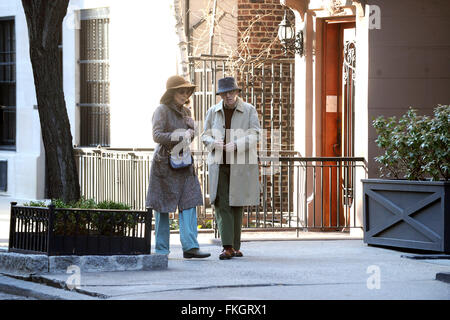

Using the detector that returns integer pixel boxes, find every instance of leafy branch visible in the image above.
[373,105,449,181]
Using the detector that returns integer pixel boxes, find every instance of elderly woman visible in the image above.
[146,75,210,259]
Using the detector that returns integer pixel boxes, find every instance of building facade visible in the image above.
[1,0,448,236]
[0,0,180,200]
[282,0,450,232]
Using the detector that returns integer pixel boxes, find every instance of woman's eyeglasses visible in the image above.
[176,88,192,95]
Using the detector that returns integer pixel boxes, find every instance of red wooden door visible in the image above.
[321,20,355,229]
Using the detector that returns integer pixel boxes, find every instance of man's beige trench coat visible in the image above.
[201,97,261,206]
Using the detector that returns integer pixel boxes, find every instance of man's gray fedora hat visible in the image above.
[216,77,241,95]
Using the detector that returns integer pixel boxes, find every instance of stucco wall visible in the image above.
[367,0,450,177]
[0,0,181,200]
[0,0,43,200]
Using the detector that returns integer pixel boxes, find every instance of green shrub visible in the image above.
[22,198,138,236]
[23,200,47,207]
[373,105,449,181]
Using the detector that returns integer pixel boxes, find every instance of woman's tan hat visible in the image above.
[160,75,196,104]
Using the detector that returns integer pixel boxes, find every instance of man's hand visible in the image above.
[224,142,236,153]
[213,139,224,150]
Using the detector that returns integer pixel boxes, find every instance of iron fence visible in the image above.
[189,55,295,152]
[247,156,366,233]
[74,148,366,234]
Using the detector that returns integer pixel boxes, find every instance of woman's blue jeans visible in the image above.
[154,207,199,255]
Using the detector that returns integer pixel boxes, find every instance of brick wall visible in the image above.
[236,0,295,149]
[237,0,295,59]
[236,0,296,217]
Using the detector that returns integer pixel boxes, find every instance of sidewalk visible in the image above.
[1,237,449,300]
[1,196,449,300]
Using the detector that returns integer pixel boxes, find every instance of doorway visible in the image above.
[320,18,356,229]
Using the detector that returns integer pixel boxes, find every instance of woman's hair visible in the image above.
[160,87,194,105]
[160,89,174,105]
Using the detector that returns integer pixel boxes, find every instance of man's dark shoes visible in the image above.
[219,248,233,260]
[183,248,211,259]
[232,250,243,257]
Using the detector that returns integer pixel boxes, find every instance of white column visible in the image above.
[351,5,370,237]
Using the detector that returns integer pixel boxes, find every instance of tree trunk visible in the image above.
[173,0,189,79]
[22,0,80,203]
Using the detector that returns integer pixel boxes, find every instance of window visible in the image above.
[0,18,16,150]
[0,160,6,191]
[78,8,110,147]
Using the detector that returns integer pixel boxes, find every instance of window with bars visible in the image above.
[0,18,16,150]
[78,8,110,147]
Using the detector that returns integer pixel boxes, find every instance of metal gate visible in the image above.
[188,55,296,220]
[189,55,295,150]
[342,40,356,211]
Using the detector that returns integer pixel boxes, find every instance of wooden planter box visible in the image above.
[362,179,450,253]
[8,203,153,256]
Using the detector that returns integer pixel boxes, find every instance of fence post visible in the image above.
[145,208,153,254]
[8,202,17,251]
[47,203,55,255]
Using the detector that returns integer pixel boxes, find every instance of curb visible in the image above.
[48,254,168,273]
[0,274,97,300]
[0,282,62,300]
[5,273,109,299]
[0,252,168,274]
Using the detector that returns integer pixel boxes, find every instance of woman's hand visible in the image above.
[184,129,194,141]
[184,116,195,129]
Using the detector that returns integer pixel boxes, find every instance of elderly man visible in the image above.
[202,77,261,260]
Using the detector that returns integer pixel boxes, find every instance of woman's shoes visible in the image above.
[183,248,211,259]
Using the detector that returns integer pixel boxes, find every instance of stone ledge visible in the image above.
[49,254,168,273]
[0,252,168,274]
[0,252,48,274]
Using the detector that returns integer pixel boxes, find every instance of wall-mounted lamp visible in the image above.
[278,9,304,57]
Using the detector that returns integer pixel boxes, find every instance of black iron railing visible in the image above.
[241,156,366,235]
[74,148,367,234]
[189,55,296,152]
[8,202,152,256]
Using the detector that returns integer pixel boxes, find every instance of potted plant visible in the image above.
[362,105,449,253]
[9,198,152,256]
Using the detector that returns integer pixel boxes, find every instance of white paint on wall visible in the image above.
[0,0,181,200]
[108,0,179,148]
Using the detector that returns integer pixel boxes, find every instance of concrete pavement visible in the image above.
[1,238,449,300]
[0,196,449,300]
